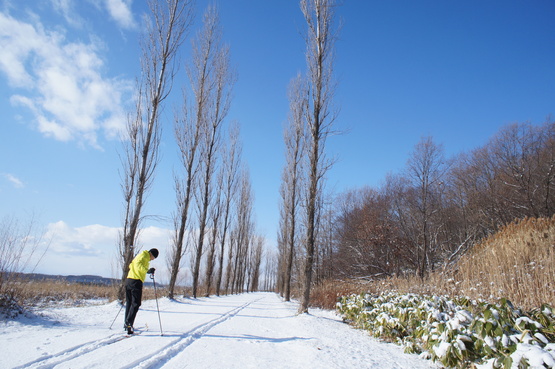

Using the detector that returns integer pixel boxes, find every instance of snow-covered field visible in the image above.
[1,292,438,368]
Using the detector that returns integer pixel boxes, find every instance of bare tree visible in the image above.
[279,74,307,301]
[0,214,48,312]
[276,208,287,295]
[191,5,234,298]
[314,197,334,282]
[263,248,278,291]
[224,225,237,294]
[203,168,224,296]
[229,167,254,294]
[490,122,555,218]
[249,235,264,292]
[119,0,193,300]
[167,87,206,299]
[406,136,448,278]
[298,0,339,314]
[215,123,242,296]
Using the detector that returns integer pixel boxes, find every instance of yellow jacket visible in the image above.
[127,250,151,282]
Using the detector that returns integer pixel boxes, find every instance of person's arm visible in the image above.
[137,251,151,281]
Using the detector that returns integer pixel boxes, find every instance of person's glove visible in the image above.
[147,268,155,275]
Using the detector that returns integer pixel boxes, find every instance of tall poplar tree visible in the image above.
[298,0,339,313]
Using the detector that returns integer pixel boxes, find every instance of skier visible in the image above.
[124,248,159,334]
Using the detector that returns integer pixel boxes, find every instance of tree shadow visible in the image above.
[202,333,314,343]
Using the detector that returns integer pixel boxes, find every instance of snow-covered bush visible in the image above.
[337,293,555,368]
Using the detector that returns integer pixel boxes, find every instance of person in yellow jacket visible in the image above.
[124,248,159,334]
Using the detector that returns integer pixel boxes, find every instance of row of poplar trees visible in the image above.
[117,0,263,300]
[276,0,341,313]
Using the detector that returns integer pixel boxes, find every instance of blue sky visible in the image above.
[1,0,554,281]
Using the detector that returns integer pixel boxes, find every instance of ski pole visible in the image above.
[109,303,124,330]
[151,273,163,336]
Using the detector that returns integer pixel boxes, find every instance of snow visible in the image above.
[511,344,555,368]
[432,340,451,358]
[1,292,439,369]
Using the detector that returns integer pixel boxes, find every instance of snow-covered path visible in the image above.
[2,292,438,368]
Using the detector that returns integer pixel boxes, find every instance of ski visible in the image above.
[115,329,143,342]
[120,326,147,339]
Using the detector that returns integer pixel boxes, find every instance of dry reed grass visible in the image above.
[312,216,555,311]
[14,280,119,307]
[11,280,176,308]
[453,216,555,309]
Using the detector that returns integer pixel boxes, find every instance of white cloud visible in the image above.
[0,12,132,148]
[38,221,172,278]
[44,222,115,262]
[2,173,25,188]
[104,0,136,30]
[50,0,84,28]
[0,13,40,88]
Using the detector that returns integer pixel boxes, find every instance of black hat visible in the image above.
[149,248,159,259]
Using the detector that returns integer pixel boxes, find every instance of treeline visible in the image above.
[277,119,555,293]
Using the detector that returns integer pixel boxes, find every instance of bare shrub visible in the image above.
[310,279,368,309]
[0,214,48,314]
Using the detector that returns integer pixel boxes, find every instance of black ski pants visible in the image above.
[124,278,143,328]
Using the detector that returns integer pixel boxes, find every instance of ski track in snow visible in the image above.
[121,299,260,369]
[10,298,260,369]
[13,332,136,369]
[2,292,438,369]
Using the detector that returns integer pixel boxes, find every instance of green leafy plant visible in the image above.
[337,293,555,368]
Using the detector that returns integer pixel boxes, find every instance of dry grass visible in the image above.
[13,280,119,307]
[312,216,555,311]
[7,280,178,309]
[453,216,555,309]
[309,279,370,309]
